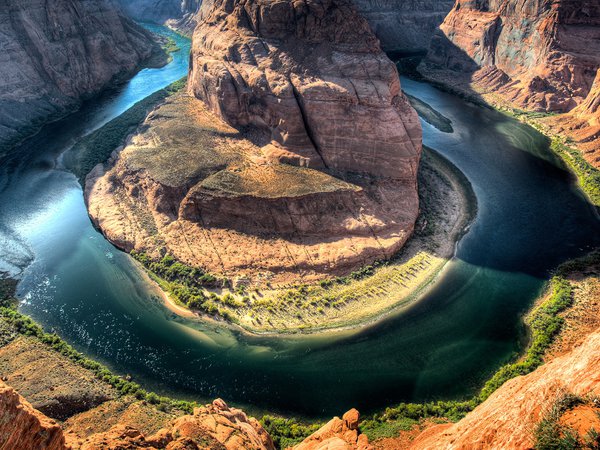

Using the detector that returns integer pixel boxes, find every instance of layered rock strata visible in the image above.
[87,0,422,284]
[0,0,160,154]
[291,408,372,450]
[411,327,600,449]
[352,0,454,53]
[544,69,600,168]
[422,0,600,112]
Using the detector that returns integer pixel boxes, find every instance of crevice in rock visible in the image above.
[288,77,329,169]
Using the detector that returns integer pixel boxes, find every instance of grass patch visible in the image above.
[534,393,600,450]
[68,77,187,183]
[550,138,600,207]
[502,109,600,207]
[260,416,323,449]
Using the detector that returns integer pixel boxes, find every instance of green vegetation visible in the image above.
[162,36,181,54]
[0,276,195,414]
[131,251,240,320]
[478,275,574,402]
[357,252,599,442]
[503,109,600,207]
[534,393,600,450]
[260,416,323,449]
[69,77,187,182]
[550,138,600,207]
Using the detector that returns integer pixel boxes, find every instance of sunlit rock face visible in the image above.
[0,0,157,153]
[422,0,600,113]
[86,0,423,284]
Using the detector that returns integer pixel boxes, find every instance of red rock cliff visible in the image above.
[422,0,600,113]
[189,0,422,179]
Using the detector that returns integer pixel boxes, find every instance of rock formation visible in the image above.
[117,0,202,34]
[87,0,422,284]
[544,69,600,168]
[351,0,454,53]
[421,0,600,113]
[74,399,275,450]
[291,409,372,450]
[0,0,160,154]
[0,381,274,450]
[0,381,67,450]
[411,328,600,449]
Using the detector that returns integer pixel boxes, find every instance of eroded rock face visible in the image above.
[87,0,422,284]
[544,69,600,168]
[411,329,600,449]
[351,0,454,53]
[291,409,372,450]
[0,0,158,154]
[0,381,67,450]
[190,0,422,178]
[421,0,600,113]
[74,399,275,450]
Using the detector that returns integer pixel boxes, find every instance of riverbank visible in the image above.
[130,145,476,335]
[416,69,600,208]
[3,248,598,449]
[361,250,600,447]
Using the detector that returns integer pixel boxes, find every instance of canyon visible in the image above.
[86,0,423,285]
[0,0,163,157]
[117,0,202,34]
[352,0,454,53]
[420,0,600,167]
[1,0,600,448]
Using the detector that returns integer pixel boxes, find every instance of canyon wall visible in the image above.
[352,0,454,53]
[0,381,66,450]
[412,328,600,449]
[421,0,600,113]
[0,0,159,154]
[116,0,202,33]
[87,0,422,284]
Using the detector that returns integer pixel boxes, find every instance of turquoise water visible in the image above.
[0,30,598,418]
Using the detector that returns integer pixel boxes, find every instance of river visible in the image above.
[0,26,598,418]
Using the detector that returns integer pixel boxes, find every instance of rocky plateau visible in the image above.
[86,0,422,284]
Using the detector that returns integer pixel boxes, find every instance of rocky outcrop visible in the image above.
[117,0,202,34]
[544,69,600,168]
[351,0,454,53]
[411,328,600,449]
[87,0,422,284]
[421,0,600,113]
[74,399,274,450]
[291,409,372,450]
[0,380,67,450]
[0,0,160,155]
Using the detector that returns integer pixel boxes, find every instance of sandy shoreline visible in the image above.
[140,146,478,337]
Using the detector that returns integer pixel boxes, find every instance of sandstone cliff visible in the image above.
[544,69,600,168]
[352,0,454,53]
[0,381,66,450]
[421,0,600,113]
[411,328,600,449]
[0,0,160,155]
[87,0,422,284]
[290,409,372,450]
[117,0,202,34]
